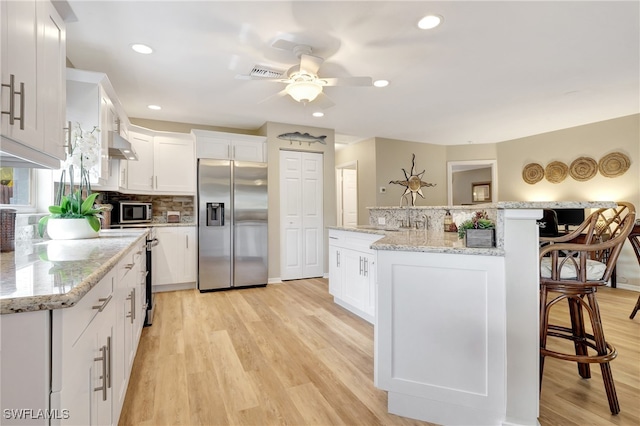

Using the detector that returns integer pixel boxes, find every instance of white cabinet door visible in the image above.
[153,227,197,286]
[152,227,179,286]
[40,0,66,160]
[328,244,343,298]
[154,134,195,193]
[0,0,40,149]
[183,227,197,282]
[232,138,265,162]
[126,131,155,191]
[192,130,266,162]
[1,0,66,165]
[342,249,368,311]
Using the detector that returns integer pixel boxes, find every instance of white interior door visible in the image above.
[280,150,324,280]
[342,168,358,226]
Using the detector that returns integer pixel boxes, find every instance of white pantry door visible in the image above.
[342,168,358,227]
[280,150,324,280]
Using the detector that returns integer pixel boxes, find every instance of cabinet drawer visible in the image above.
[62,269,115,347]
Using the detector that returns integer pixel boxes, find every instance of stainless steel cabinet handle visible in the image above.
[1,74,24,129]
[336,251,340,267]
[364,258,368,277]
[106,336,112,389]
[126,289,135,323]
[94,345,107,401]
[155,176,158,189]
[92,295,112,312]
[359,256,363,275]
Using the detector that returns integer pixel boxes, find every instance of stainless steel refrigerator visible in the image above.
[197,159,268,291]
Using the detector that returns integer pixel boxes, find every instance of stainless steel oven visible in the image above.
[111,201,153,225]
[144,227,158,326]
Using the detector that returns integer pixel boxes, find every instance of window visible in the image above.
[0,167,32,206]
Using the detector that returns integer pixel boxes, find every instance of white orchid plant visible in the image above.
[39,123,106,237]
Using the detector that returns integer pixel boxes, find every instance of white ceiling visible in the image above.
[64,0,639,146]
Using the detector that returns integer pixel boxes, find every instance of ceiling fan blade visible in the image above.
[299,54,323,75]
[312,92,335,109]
[271,39,299,52]
[322,76,372,87]
[257,88,289,105]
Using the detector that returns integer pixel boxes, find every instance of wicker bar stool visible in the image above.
[627,222,640,319]
[539,202,636,415]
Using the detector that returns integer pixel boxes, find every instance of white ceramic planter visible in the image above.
[46,218,99,240]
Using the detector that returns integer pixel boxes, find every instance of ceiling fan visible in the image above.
[236,39,373,107]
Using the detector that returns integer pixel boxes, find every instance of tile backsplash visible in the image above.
[99,192,195,223]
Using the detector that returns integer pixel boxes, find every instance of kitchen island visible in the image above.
[1,229,149,426]
[332,201,616,426]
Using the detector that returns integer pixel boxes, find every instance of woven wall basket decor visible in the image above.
[544,161,568,183]
[569,156,598,181]
[522,163,544,184]
[598,152,631,178]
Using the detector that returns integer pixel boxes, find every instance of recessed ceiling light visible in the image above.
[418,15,443,30]
[147,105,161,110]
[312,112,324,117]
[373,80,389,88]
[131,43,153,54]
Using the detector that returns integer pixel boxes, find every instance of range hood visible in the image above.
[108,131,138,161]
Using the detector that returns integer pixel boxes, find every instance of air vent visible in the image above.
[250,65,285,78]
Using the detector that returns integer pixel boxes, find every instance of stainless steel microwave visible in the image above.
[112,201,153,224]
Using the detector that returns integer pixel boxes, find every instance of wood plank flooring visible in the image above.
[119,279,640,426]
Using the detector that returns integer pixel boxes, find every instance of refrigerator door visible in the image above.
[233,161,268,287]
[198,159,232,290]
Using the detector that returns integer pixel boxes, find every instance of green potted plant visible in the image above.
[457,210,496,248]
[38,124,105,240]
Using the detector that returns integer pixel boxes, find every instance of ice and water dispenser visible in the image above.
[206,202,224,226]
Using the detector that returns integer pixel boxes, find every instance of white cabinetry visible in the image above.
[192,129,266,162]
[327,229,383,324]
[66,70,119,186]
[1,0,66,168]
[51,269,116,426]
[153,226,197,289]
[113,241,145,422]
[126,129,195,194]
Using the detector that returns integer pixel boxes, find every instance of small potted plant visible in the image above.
[457,210,496,248]
[38,124,106,240]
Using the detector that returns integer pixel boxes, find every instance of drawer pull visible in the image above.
[92,295,112,312]
[94,345,107,401]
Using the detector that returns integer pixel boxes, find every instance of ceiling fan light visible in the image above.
[418,15,442,30]
[286,80,323,102]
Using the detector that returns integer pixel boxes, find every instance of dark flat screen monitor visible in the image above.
[554,208,585,232]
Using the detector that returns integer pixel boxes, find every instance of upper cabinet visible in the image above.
[126,128,195,194]
[66,69,117,186]
[1,0,66,168]
[192,129,266,163]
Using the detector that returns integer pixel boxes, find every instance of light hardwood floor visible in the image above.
[119,279,640,426]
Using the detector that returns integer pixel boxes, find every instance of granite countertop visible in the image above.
[367,201,618,210]
[329,226,503,256]
[0,229,149,315]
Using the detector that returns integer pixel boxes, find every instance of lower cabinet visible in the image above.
[153,226,196,289]
[328,229,383,324]
[51,242,146,425]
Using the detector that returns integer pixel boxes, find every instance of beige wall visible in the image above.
[130,117,260,135]
[335,138,376,224]
[496,114,639,205]
[375,138,448,206]
[260,122,336,281]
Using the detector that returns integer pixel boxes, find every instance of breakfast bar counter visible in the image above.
[0,229,149,314]
[333,201,616,426]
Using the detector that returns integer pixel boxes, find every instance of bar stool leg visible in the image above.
[568,296,590,378]
[587,292,620,415]
[630,294,640,319]
[539,284,550,389]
